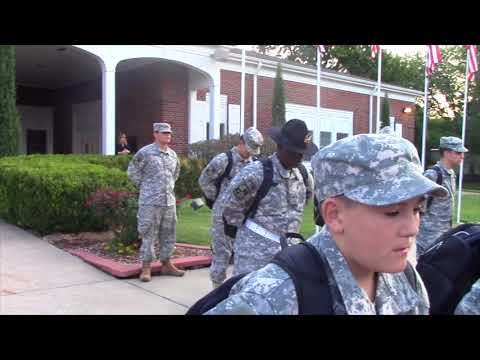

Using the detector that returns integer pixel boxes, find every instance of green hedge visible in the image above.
[0,154,205,235]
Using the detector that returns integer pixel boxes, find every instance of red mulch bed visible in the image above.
[44,231,212,265]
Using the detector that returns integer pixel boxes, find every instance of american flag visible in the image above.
[466,45,478,81]
[316,45,327,54]
[371,45,380,59]
[426,45,442,76]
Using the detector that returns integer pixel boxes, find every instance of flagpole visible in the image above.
[421,50,429,171]
[456,49,471,224]
[376,48,382,133]
[316,46,321,234]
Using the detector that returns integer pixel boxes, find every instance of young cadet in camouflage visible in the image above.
[127,122,184,282]
[416,136,468,257]
[206,134,448,315]
[454,278,480,315]
[198,127,264,288]
[220,119,315,277]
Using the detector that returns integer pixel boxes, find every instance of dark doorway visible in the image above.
[27,129,47,154]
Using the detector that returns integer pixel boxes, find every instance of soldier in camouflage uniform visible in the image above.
[206,134,448,315]
[416,136,468,257]
[454,278,480,315]
[220,119,315,277]
[198,127,264,288]
[127,123,184,282]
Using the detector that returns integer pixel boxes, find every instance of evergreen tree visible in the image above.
[272,63,286,127]
[0,45,21,156]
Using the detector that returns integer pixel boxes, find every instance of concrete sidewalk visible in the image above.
[0,219,220,315]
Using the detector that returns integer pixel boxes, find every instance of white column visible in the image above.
[376,49,382,133]
[240,49,246,134]
[101,63,117,155]
[209,82,221,140]
[369,93,373,133]
[188,89,197,144]
[253,61,262,129]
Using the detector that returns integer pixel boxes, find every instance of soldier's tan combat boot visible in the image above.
[160,259,185,277]
[139,262,152,282]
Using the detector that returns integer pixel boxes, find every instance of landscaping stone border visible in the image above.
[68,243,212,278]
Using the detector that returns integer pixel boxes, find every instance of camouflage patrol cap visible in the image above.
[153,123,172,133]
[243,127,264,155]
[311,134,448,206]
[439,136,468,153]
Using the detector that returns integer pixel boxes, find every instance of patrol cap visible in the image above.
[243,127,264,155]
[153,123,172,133]
[379,126,393,134]
[311,133,448,206]
[439,136,468,153]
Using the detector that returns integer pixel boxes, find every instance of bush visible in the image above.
[85,188,139,246]
[0,154,205,234]
[188,134,241,163]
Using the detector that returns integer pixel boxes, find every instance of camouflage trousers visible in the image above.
[232,225,282,276]
[137,205,177,263]
[209,216,235,284]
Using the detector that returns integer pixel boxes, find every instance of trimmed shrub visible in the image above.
[0,154,204,235]
[188,134,241,163]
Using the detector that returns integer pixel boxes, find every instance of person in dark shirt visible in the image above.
[116,133,133,155]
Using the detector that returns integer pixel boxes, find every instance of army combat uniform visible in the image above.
[417,137,468,256]
[127,136,180,263]
[206,134,447,315]
[454,278,480,315]
[199,128,263,286]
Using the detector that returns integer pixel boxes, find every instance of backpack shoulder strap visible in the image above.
[426,165,443,209]
[296,163,309,199]
[186,272,247,315]
[244,158,274,222]
[271,242,340,314]
[432,165,443,185]
[213,151,234,199]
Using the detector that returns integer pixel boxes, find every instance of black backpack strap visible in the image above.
[270,242,345,314]
[426,165,443,210]
[213,150,233,201]
[297,163,308,188]
[244,158,275,222]
[185,272,247,315]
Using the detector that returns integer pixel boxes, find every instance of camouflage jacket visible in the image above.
[220,153,313,236]
[198,147,254,217]
[127,143,180,206]
[206,227,430,315]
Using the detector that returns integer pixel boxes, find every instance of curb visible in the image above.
[69,243,212,278]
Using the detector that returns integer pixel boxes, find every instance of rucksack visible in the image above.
[416,223,480,315]
[186,241,417,315]
[426,165,443,210]
[204,151,234,208]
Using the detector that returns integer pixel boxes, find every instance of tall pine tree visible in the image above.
[272,63,286,127]
[381,93,391,129]
[0,45,21,156]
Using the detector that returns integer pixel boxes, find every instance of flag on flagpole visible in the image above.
[371,45,380,59]
[426,45,442,75]
[466,45,478,81]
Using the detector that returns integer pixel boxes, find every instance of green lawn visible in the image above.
[176,200,316,246]
[177,195,479,246]
[463,182,480,193]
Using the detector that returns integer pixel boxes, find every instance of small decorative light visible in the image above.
[403,107,412,114]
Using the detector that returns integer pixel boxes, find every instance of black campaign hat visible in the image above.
[268,119,317,156]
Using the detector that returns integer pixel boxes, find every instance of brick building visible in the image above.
[15,45,422,156]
